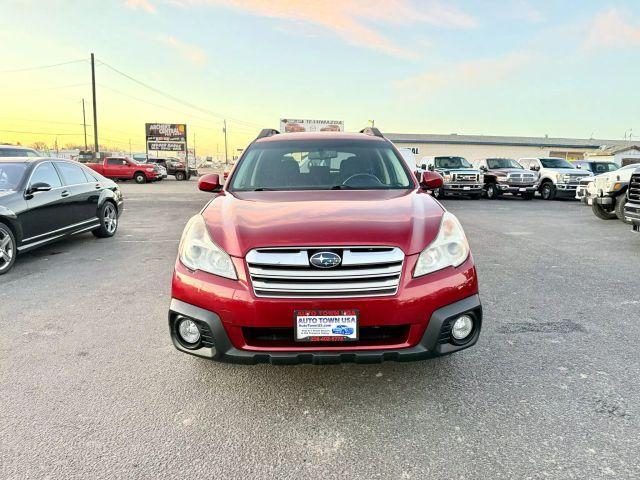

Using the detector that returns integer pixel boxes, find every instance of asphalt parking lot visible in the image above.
[1,180,639,479]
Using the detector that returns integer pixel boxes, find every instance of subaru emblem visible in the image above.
[310,251,341,269]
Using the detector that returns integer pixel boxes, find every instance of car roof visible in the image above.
[0,156,81,164]
[255,131,387,144]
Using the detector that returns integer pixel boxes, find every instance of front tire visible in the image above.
[134,172,147,184]
[485,183,499,199]
[0,222,17,275]
[540,182,556,200]
[591,200,617,220]
[615,194,631,224]
[93,202,119,238]
[175,171,186,181]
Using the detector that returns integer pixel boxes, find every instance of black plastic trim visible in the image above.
[168,295,482,365]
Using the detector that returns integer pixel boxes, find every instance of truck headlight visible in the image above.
[443,173,452,182]
[179,215,237,279]
[414,212,470,277]
[555,173,563,182]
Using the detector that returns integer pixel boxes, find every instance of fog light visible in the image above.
[177,318,201,344]
[451,315,473,340]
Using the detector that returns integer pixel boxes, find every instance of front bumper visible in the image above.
[443,183,483,195]
[168,295,482,365]
[169,254,481,364]
[496,183,537,194]
[625,201,640,231]
[554,183,580,197]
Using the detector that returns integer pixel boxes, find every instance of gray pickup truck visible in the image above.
[419,156,483,199]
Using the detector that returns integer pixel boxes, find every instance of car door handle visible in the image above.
[61,190,70,198]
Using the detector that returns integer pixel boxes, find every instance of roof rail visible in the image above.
[256,128,280,139]
[359,127,384,138]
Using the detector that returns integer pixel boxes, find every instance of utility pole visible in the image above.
[90,53,99,157]
[129,139,132,157]
[82,98,88,150]
[193,132,196,163]
[223,120,228,165]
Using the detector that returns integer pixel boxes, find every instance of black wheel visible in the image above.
[432,187,444,199]
[0,222,17,275]
[134,172,147,184]
[175,171,186,181]
[93,202,119,238]
[540,182,556,200]
[485,183,499,199]
[615,195,631,224]
[591,200,617,220]
[522,192,535,200]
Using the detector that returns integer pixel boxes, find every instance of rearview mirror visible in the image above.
[419,171,444,191]
[198,173,222,192]
[479,165,487,172]
[27,182,52,194]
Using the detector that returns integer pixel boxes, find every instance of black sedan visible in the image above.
[0,157,123,275]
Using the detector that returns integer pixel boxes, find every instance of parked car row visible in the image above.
[411,155,592,201]
[0,146,123,275]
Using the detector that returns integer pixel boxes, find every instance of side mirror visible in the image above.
[428,164,435,172]
[198,173,222,192]
[575,165,582,169]
[421,163,427,170]
[27,182,52,194]
[419,171,444,191]
[530,165,540,172]
[479,165,487,172]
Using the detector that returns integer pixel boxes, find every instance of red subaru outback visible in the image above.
[168,128,482,364]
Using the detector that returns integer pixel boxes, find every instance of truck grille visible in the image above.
[629,173,640,202]
[453,173,478,182]
[507,172,537,183]
[246,247,404,298]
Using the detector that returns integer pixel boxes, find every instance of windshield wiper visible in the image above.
[251,187,277,191]
[329,185,358,190]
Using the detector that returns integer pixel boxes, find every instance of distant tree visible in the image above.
[31,141,48,151]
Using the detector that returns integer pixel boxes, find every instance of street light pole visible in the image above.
[223,119,228,165]
[82,98,88,150]
[90,53,99,157]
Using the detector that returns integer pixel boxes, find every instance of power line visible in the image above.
[97,59,265,129]
[0,129,82,136]
[0,59,87,74]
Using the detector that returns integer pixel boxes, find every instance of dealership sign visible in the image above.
[280,119,344,133]
[145,123,187,152]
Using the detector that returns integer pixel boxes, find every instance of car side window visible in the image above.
[30,162,62,188]
[55,162,90,185]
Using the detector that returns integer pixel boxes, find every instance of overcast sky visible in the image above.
[1,0,639,154]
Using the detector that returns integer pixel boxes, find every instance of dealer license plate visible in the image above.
[519,188,526,192]
[295,310,358,342]
[463,186,471,191]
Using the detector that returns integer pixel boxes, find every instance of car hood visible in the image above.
[544,168,590,175]
[489,168,531,175]
[201,190,445,257]
[436,168,481,174]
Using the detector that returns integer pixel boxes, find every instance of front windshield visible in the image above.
[229,139,413,191]
[434,156,472,169]
[0,147,39,158]
[591,162,618,174]
[540,158,574,169]
[486,158,522,169]
[0,162,28,191]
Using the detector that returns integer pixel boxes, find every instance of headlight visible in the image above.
[443,173,452,182]
[555,173,563,182]
[414,212,470,277]
[179,215,237,279]
[479,174,484,182]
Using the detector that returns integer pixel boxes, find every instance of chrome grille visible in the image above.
[507,172,536,183]
[246,247,404,298]
[629,173,640,202]
[453,173,478,182]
